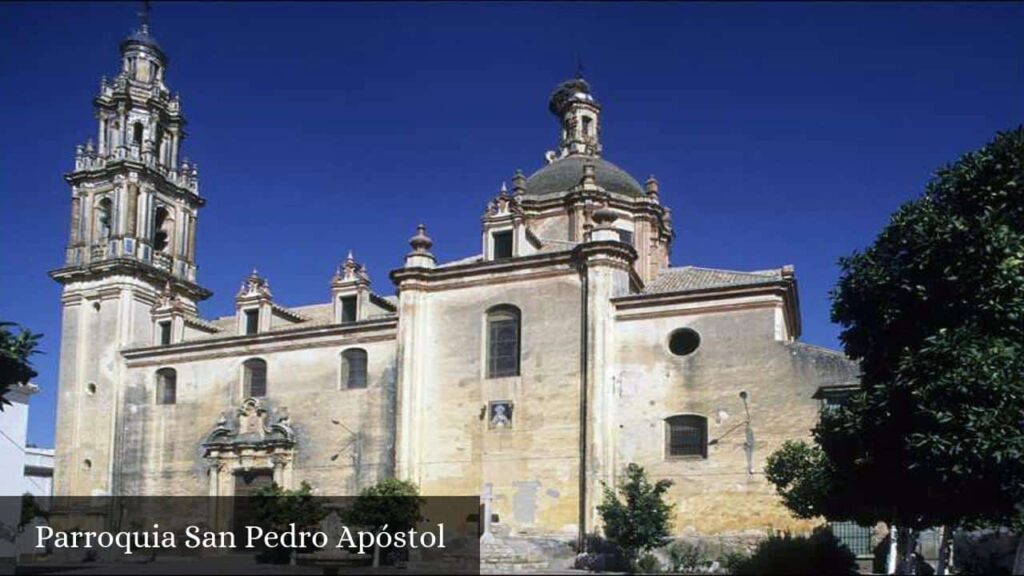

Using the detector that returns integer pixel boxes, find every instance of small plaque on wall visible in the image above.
[488,400,513,429]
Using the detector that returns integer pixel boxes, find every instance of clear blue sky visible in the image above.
[1,2,1021,447]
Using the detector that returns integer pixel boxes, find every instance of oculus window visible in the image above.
[668,328,701,356]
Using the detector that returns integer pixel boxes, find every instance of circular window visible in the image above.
[83,459,93,470]
[668,328,701,356]
[86,382,97,395]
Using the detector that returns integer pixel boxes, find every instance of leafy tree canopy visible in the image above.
[768,127,1024,532]
[343,478,423,533]
[0,322,42,408]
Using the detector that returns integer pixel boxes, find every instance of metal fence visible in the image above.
[829,520,874,557]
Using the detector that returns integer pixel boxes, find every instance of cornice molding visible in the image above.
[123,317,398,364]
[50,259,212,302]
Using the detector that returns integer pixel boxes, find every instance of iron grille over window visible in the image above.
[342,348,368,389]
[243,358,267,397]
[156,368,176,405]
[487,305,520,378]
[666,414,707,458]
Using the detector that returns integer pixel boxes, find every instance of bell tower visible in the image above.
[62,3,203,286]
[50,5,210,496]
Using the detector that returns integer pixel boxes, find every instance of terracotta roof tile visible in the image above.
[643,266,783,294]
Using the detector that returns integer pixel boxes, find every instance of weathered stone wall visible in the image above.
[53,277,160,496]
[119,328,397,496]
[613,305,859,536]
[411,270,584,539]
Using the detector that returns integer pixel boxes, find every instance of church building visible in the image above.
[49,15,858,553]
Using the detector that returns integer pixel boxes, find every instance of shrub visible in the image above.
[575,534,628,572]
[731,527,857,575]
[636,553,662,574]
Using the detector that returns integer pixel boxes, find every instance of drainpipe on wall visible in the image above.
[577,260,589,553]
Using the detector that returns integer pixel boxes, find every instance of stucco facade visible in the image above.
[49,17,858,550]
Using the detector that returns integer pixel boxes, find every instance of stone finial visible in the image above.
[499,181,508,197]
[409,224,433,253]
[512,169,526,195]
[645,175,659,197]
[581,161,597,189]
[405,224,436,269]
[152,279,184,312]
[781,264,795,279]
[592,203,618,227]
[237,268,272,300]
[590,203,620,242]
[333,250,369,285]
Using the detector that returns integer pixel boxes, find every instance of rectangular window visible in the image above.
[244,309,260,335]
[158,321,171,346]
[492,231,513,260]
[340,296,358,323]
[618,229,634,246]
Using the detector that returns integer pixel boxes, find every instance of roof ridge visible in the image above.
[663,265,780,276]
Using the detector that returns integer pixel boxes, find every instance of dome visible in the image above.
[524,155,645,197]
[120,27,164,56]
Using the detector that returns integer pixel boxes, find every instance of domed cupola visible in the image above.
[119,2,167,84]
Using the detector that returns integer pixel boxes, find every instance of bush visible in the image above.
[731,527,857,575]
[574,534,628,572]
[636,553,662,573]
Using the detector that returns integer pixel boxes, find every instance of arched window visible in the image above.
[156,368,177,405]
[153,206,170,252]
[486,305,521,378]
[243,358,267,398]
[665,414,708,458]
[341,348,368,389]
[133,122,144,145]
[155,124,164,162]
[96,197,113,240]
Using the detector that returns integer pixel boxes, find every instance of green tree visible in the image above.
[0,322,42,408]
[343,478,423,566]
[766,127,1024,573]
[597,463,675,571]
[252,481,327,563]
